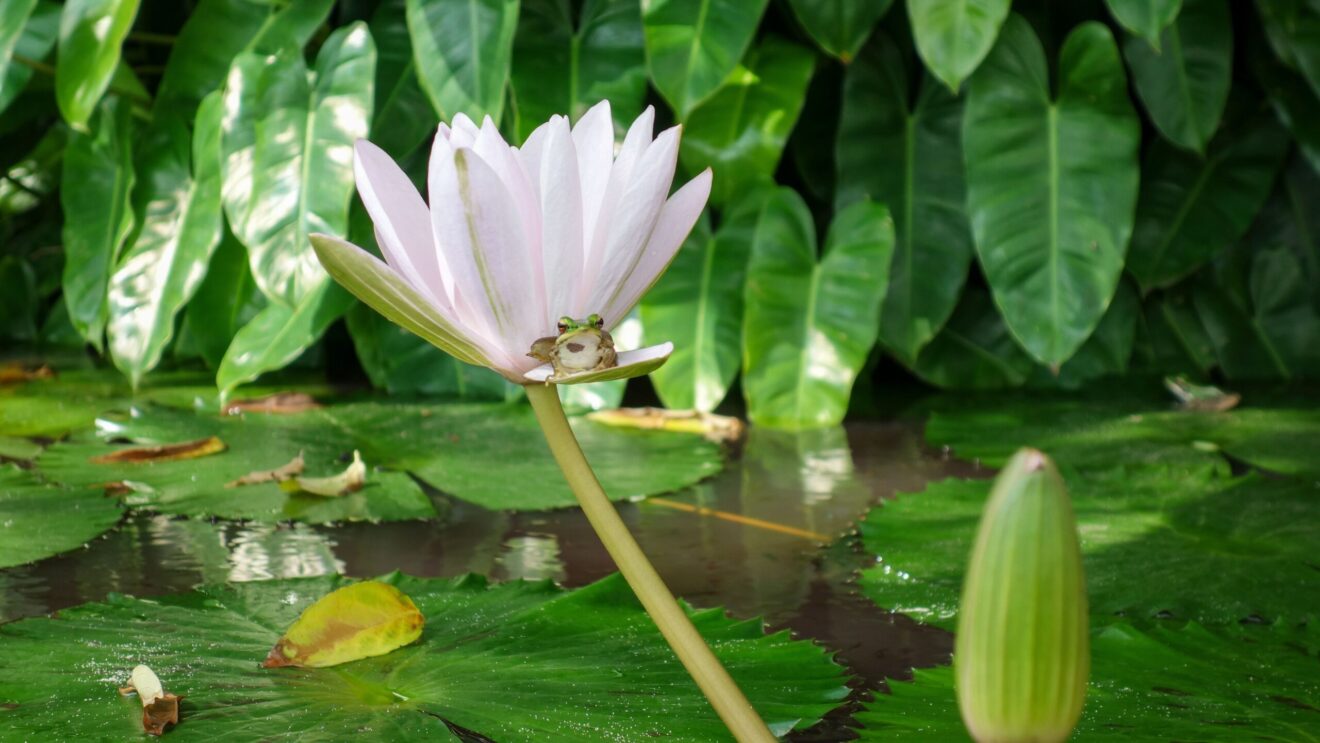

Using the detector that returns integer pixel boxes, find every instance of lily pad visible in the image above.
[36,401,724,517]
[0,465,123,568]
[858,465,1320,629]
[857,621,1320,740]
[0,572,848,740]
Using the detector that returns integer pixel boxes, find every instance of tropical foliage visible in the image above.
[2,0,1318,430]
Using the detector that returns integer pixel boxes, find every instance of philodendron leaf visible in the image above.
[216,280,356,398]
[1104,0,1181,50]
[906,0,1010,92]
[1040,280,1140,389]
[643,0,770,118]
[0,573,847,740]
[60,95,135,351]
[680,35,814,207]
[837,33,974,365]
[1257,0,1320,100]
[1192,282,1293,381]
[510,0,647,143]
[1253,48,1320,184]
[107,94,225,388]
[911,287,1035,390]
[1249,249,1320,376]
[221,23,375,306]
[0,0,57,115]
[263,581,424,668]
[36,399,723,514]
[184,228,264,369]
[743,188,894,429]
[1127,112,1289,292]
[406,0,517,123]
[964,16,1140,366]
[368,0,434,160]
[0,464,122,568]
[786,0,893,61]
[858,622,1320,741]
[642,194,761,412]
[858,466,1320,629]
[1123,0,1230,154]
[53,0,141,129]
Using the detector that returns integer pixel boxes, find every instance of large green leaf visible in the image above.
[1136,287,1218,376]
[1192,282,1293,380]
[859,465,1320,629]
[1041,279,1140,389]
[785,0,893,62]
[642,0,769,118]
[221,23,375,306]
[1126,113,1288,291]
[743,189,894,429]
[216,281,356,398]
[510,0,646,143]
[1123,0,1230,154]
[1257,0,1320,100]
[347,304,520,399]
[106,94,225,387]
[906,0,1010,92]
[153,0,334,117]
[1241,154,1320,313]
[911,287,1035,390]
[405,0,518,122]
[642,196,758,412]
[837,34,973,365]
[858,622,1320,740]
[1104,0,1181,50]
[53,0,141,129]
[60,95,135,351]
[0,573,847,740]
[36,400,724,513]
[368,0,435,159]
[0,0,57,115]
[183,229,263,369]
[963,16,1140,366]
[0,464,122,568]
[1249,249,1320,376]
[0,256,37,342]
[679,36,814,207]
[1254,43,1320,176]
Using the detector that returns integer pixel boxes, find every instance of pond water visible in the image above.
[0,418,981,740]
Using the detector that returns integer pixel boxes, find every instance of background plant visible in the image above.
[2,0,1317,430]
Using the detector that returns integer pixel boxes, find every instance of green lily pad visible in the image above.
[856,621,1320,740]
[0,435,42,460]
[858,465,1320,629]
[0,572,848,740]
[0,465,123,568]
[922,387,1320,478]
[36,401,724,518]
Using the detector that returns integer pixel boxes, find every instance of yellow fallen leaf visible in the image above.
[586,407,744,444]
[91,436,226,464]
[262,580,424,668]
[280,450,366,497]
[225,452,305,488]
[117,664,182,736]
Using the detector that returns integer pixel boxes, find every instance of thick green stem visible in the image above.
[525,384,776,743]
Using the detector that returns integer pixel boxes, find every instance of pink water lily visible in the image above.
[310,101,711,384]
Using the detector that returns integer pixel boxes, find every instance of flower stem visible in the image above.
[525,384,776,743]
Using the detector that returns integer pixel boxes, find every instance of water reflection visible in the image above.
[495,533,566,582]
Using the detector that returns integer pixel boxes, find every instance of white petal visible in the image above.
[517,120,550,203]
[572,101,614,259]
[539,116,585,325]
[523,342,674,384]
[583,106,655,290]
[474,116,546,328]
[448,113,480,148]
[353,140,453,308]
[585,126,681,313]
[430,141,542,359]
[602,169,712,326]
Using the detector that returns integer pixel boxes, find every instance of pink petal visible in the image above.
[572,101,614,260]
[585,126,681,317]
[447,113,480,147]
[603,169,712,326]
[474,116,546,329]
[353,140,453,308]
[582,107,655,297]
[538,116,585,327]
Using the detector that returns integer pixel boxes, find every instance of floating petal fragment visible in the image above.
[225,452,306,488]
[90,436,227,464]
[224,392,321,416]
[586,407,745,445]
[280,450,366,497]
[262,580,424,668]
[118,664,182,736]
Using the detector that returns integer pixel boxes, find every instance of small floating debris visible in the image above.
[224,392,321,416]
[280,450,366,497]
[117,664,182,736]
[225,452,306,488]
[587,407,744,445]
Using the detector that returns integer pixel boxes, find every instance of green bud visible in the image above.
[955,448,1088,743]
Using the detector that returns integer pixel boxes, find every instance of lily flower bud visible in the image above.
[955,448,1089,743]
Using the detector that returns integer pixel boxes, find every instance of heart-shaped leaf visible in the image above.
[911,288,1036,390]
[54,0,141,129]
[0,0,57,115]
[837,33,974,365]
[0,573,848,740]
[0,0,38,113]
[406,0,517,122]
[907,0,1010,92]
[643,0,769,118]
[368,0,436,160]
[963,15,1140,366]
[0,464,122,568]
[785,0,893,62]
[1104,0,1181,50]
[743,188,894,429]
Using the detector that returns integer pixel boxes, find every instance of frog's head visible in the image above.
[556,316,583,335]
[585,313,604,330]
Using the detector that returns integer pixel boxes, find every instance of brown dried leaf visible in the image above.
[0,363,53,385]
[280,450,366,497]
[224,392,321,416]
[262,581,424,668]
[224,452,306,488]
[90,436,226,464]
[586,407,745,444]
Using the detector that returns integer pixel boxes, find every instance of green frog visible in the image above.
[1163,375,1240,411]
[527,314,618,379]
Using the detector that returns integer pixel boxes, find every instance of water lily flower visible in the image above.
[310,101,711,385]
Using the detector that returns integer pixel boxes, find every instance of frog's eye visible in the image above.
[557,316,574,334]
[556,321,569,334]
[587,313,604,329]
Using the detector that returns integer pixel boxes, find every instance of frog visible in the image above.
[527,314,618,379]
[1163,375,1240,412]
